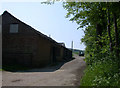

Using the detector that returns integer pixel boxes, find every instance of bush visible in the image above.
[80,59,120,87]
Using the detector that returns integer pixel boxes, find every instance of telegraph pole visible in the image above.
[71,41,73,52]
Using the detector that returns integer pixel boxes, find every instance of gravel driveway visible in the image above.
[2,54,86,86]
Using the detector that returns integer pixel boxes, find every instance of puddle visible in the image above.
[11,79,22,82]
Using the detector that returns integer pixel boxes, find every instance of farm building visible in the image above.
[1,11,72,67]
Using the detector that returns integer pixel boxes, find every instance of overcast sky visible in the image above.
[0,1,86,50]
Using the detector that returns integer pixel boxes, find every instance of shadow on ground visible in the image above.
[2,57,75,72]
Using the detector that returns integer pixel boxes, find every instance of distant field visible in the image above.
[73,51,79,55]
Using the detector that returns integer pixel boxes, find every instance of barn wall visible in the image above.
[2,11,72,68]
[33,36,52,67]
[2,11,51,67]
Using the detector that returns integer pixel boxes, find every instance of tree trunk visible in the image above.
[107,8,112,52]
[113,13,119,59]
[96,23,102,47]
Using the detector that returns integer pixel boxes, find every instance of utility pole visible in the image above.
[71,41,73,52]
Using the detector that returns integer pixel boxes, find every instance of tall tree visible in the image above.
[107,4,113,52]
[63,2,120,62]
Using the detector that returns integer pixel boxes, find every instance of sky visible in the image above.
[0,1,86,50]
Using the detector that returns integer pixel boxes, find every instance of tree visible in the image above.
[63,2,120,86]
[63,2,120,61]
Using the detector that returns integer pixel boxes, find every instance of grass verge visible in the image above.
[80,59,120,87]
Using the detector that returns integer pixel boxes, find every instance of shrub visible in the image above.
[80,59,120,87]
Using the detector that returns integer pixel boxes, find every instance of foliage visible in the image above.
[63,2,120,87]
[80,59,120,87]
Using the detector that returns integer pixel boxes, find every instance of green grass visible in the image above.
[80,59,120,87]
[73,51,79,55]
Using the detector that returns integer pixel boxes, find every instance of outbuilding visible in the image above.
[2,11,72,67]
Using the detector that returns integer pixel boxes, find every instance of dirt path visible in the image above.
[2,54,86,86]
